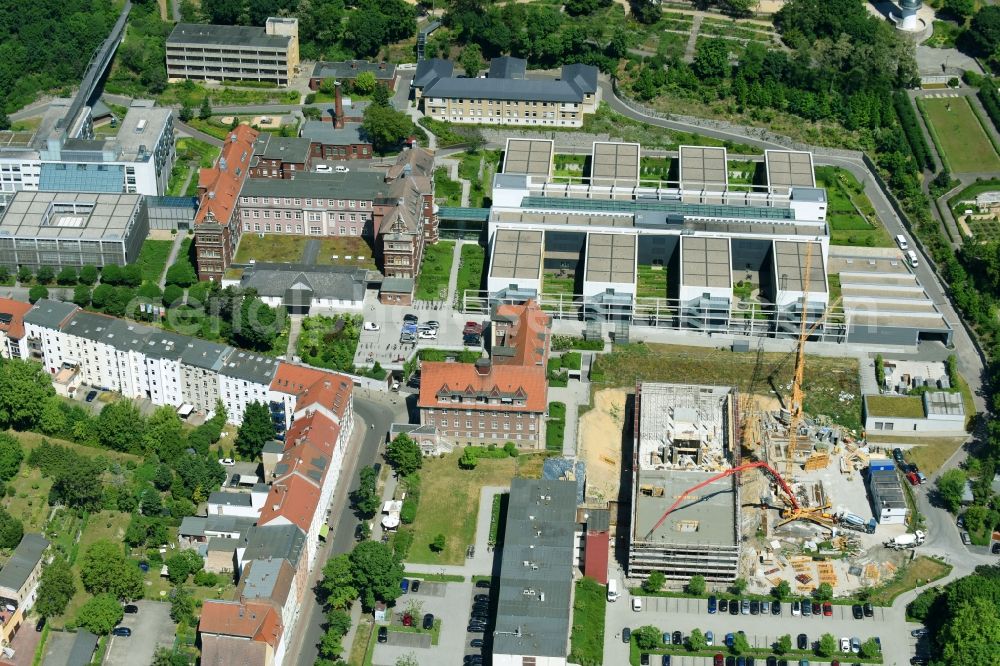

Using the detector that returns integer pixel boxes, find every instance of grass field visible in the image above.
[865,395,925,418]
[815,166,893,247]
[454,243,485,299]
[921,97,1000,173]
[233,234,375,269]
[406,452,545,565]
[866,434,967,475]
[59,510,132,627]
[636,265,668,299]
[868,556,952,606]
[592,343,862,431]
[415,241,455,301]
[569,577,607,666]
[434,167,462,206]
[135,239,174,284]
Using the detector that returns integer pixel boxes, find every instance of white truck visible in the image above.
[885,530,926,549]
[607,578,619,602]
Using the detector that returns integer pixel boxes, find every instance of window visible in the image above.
[339,226,346,234]
[466,420,472,428]
[262,210,270,218]
[252,210,260,218]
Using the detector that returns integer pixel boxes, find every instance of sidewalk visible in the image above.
[158,232,186,289]
[548,379,591,457]
[444,239,464,306]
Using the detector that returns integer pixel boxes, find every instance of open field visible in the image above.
[816,166,893,247]
[136,239,174,284]
[867,556,952,606]
[313,237,377,269]
[406,452,546,565]
[920,97,1000,173]
[234,234,309,264]
[415,241,455,300]
[866,434,967,475]
[592,343,862,431]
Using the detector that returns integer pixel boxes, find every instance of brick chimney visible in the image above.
[334,81,344,129]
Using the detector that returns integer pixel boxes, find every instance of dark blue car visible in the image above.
[400,578,409,593]
[708,596,717,614]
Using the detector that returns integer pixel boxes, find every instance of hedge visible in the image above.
[892,91,934,171]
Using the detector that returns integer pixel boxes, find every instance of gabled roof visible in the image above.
[237,557,296,607]
[200,635,270,666]
[489,56,527,80]
[199,600,282,649]
[241,524,307,566]
[283,410,341,457]
[196,125,258,227]
[257,473,322,534]
[272,439,329,486]
[296,373,352,419]
[0,533,48,593]
[270,362,331,396]
[386,147,435,181]
[0,298,32,340]
[418,361,547,413]
[490,299,551,368]
[413,58,454,89]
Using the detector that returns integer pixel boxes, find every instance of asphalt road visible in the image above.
[286,393,408,666]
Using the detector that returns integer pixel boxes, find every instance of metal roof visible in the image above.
[682,236,732,289]
[167,22,292,49]
[679,146,728,190]
[923,390,964,416]
[240,264,366,302]
[241,524,307,566]
[493,478,577,659]
[590,141,640,187]
[300,121,367,147]
[253,135,311,163]
[424,75,587,103]
[240,170,386,200]
[773,241,827,293]
[0,533,48,593]
[585,233,635,284]
[765,150,815,189]
[311,60,396,81]
[220,350,280,385]
[490,229,543,280]
[412,58,454,88]
[0,191,143,240]
[22,299,78,330]
[519,195,795,221]
[502,138,553,177]
[489,56,527,80]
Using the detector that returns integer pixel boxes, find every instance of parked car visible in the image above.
[467,624,486,633]
[334,165,349,173]
[801,600,810,617]
[85,390,98,402]
[706,630,714,646]
[124,604,139,614]
[725,633,735,648]
[910,628,927,637]
[811,601,821,616]
[672,631,682,645]
[714,655,724,666]
[750,600,759,615]
[797,634,808,650]
[863,603,874,617]
[403,314,418,324]
[402,614,413,627]
[741,598,750,614]
[761,600,770,614]
[35,617,45,632]
[719,599,729,613]
[422,613,434,630]
[907,472,920,486]
[708,596,717,614]
[840,637,850,652]
[218,458,235,466]
[641,654,650,666]
[378,627,388,643]
[792,600,801,616]
[729,599,739,615]
[475,580,491,589]
[850,637,861,653]
[916,472,927,484]
[892,447,905,464]
[772,601,782,615]
[470,639,484,648]
[112,627,131,637]
[314,164,332,173]
[992,542,1000,554]
[424,320,440,329]
[400,578,409,593]
[362,321,380,331]
[662,656,671,666]
[823,602,833,616]
[962,531,972,545]
[410,579,420,593]
[418,329,437,339]
[852,604,863,619]
[632,597,642,612]
[474,594,490,603]
[622,627,631,643]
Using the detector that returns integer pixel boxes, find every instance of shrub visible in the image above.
[400,498,417,524]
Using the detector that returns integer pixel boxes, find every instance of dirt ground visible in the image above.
[579,388,628,504]
[219,115,287,127]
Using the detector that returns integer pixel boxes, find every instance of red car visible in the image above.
[823,602,833,616]
[907,472,920,486]
[402,613,413,627]
[714,655,724,666]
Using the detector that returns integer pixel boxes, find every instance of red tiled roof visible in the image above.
[195,125,258,226]
[199,600,282,649]
[270,362,330,395]
[271,362,352,420]
[200,635,270,666]
[0,298,31,340]
[258,473,322,534]
[418,362,547,413]
[583,531,609,585]
[284,410,340,457]
[492,299,551,367]
[274,439,329,486]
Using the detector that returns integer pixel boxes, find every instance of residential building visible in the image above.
[0,191,148,270]
[380,147,438,280]
[419,60,600,128]
[0,99,175,196]
[0,297,30,359]
[178,514,257,549]
[308,60,397,91]
[194,125,258,281]
[418,358,548,448]
[166,18,300,86]
[410,58,454,100]
[868,462,908,524]
[207,489,268,519]
[198,600,283,666]
[492,479,577,666]
[238,558,298,634]
[249,135,312,180]
[233,263,367,314]
[0,533,50,644]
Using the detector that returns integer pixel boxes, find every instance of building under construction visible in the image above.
[628,382,741,582]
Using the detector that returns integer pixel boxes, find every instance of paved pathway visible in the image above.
[158,232,186,289]
[548,378,591,457]
[302,238,320,265]
[443,240,464,306]
[285,314,303,359]
[175,120,223,147]
[683,15,704,63]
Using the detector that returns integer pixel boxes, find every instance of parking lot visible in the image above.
[372,578,479,666]
[606,593,921,666]
[104,600,175,666]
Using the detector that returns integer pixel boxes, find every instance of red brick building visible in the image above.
[308,60,397,92]
[249,134,312,179]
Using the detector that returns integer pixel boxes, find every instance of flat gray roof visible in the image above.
[311,60,396,81]
[503,139,553,177]
[23,299,77,330]
[167,22,291,50]
[679,146,728,190]
[924,391,964,416]
[300,120,366,147]
[585,233,635,284]
[633,468,737,545]
[682,236,731,289]
[490,229,543,280]
[253,135,311,163]
[774,241,827,293]
[870,469,906,510]
[591,141,640,187]
[0,191,142,240]
[765,150,815,189]
[493,479,576,659]
[219,350,279,384]
[494,209,634,228]
[116,103,172,160]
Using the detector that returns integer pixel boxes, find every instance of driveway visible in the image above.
[104,601,175,666]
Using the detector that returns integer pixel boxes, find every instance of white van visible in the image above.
[631,596,642,612]
[607,579,619,602]
[906,250,919,267]
[895,234,909,251]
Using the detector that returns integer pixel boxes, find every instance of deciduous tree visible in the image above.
[79,540,144,600]
[320,553,359,610]
[817,633,837,657]
[97,399,146,453]
[385,433,422,477]
[0,432,24,481]
[686,575,706,596]
[937,468,967,513]
[76,593,124,635]
[0,359,55,430]
[642,570,665,593]
[349,540,404,609]
[235,401,275,460]
[35,557,75,618]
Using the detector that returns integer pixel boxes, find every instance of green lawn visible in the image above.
[926,19,962,49]
[542,273,577,298]
[569,577,607,666]
[815,166,893,247]
[865,395,925,418]
[636,265,668,299]
[234,234,309,264]
[434,167,462,206]
[313,237,377,269]
[176,137,221,169]
[135,239,174,284]
[921,97,1000,173]
[415,241,455,300]
[58,510,132,627]
[867,556,952,606]
[454,244,485,299]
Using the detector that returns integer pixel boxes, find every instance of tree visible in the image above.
[72,284,91,307]
[816,633,837,657]
[0,507,24,548]
[353,70,377,95]
[318,627,345,660]
[633,625,660,650]
[320,553,359,610]
[34,266,54,284]
[0,358,55,430]
[732,631,750,655]
[642,570,665,593]
[688,627,708,651]
[349,540,404,609]
[430,533,446,552]
[686,575,706,596]
[351,466,379,518]
[372,83,391,108]
[458,447,478,469]
[693,38,730,80]
[231,295,281,351]
[56,266,77,285]
[235,401,275,459]
[179,103,194,122]
[76,593,124,635]
[199,95,212,120]
[859,637,881,658]
[122,264,142,287]
[35,557,75,618]
[362,103,413,154]
[170,586,196,624]
[101,264,124,285]
[460,43,483,78]
[813,582,833,601]
[937,468,967,513]
[143,406,185,461]
[166,550,203,584]
[163,283,184,306]
[772,579,791,600]
[730,578,747,595]
[97,399,146,453]
[50,456,105,511]
[79,540,144,600]
[385,433,422,477]
[326,608,352,638]
[776,634,792,654]
[78,264,98,285]
[151,648,189,666]
[38,397,67,436]
[16,266,32,284]
[28,285,48,303]
[564,0,611,15]
[0,432,24,481]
